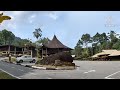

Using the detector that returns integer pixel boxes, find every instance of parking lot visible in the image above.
[1,59,120,79]
[18,60,120,79]
[74,61,120,79]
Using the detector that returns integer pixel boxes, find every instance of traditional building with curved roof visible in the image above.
[40,35,72,58]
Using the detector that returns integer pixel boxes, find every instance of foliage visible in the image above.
[36,37,50,45]
[74,30,120,60]
[33,28,42,40]
[36,51,74,66]
[0,29,15,45]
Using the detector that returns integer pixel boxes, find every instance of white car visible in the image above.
[16,55,36,63]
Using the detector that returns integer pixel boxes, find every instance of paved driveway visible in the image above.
[1,60,120,79]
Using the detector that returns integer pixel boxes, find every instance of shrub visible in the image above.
[36,51,74,66]
[11,57,16,62]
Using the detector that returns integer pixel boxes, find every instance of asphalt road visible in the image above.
[1,60,120,79]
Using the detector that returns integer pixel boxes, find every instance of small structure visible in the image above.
[0,45,36,57]
[40,35,73,58]
[23,44,36,57]
[92,50,120,60]
[0,45,22,56]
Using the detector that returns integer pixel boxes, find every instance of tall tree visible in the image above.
[81,33,91,48]
[33,28,42,58]
[7,31,15,45]
[108,31,119,49]
[92,32,100,44]
[36,37,50,45]
[74,39,83,58]
[1,29,15,45]
[81,34,91,57]
[33,28,42,40]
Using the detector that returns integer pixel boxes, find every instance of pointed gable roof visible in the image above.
[43,35,72,49]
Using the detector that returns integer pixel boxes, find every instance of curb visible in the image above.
[31,66,46,70]
[1,60,76,70]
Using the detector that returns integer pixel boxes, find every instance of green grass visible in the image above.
[0,70,17,79]
[4,57,17,63]
[11,57,16,62]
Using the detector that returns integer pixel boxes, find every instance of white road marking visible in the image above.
[84,70,96,74]
[47,78,52,79]
[0,68,21,79]
[19,69,24,72]
[12,67,15,68]
[105,71,120,79]
[30,73,37,75]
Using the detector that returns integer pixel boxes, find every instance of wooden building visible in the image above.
[23,45,36,57]
[40,35,72,58]
[0,45,36,57]
[92,50,120,60]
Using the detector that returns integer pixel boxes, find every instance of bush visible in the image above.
[36,51,74,66]
[74,56,82,60]
[11,57,16,62]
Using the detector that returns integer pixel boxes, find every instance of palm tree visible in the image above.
[33,28,42,59]
[33,28,42,40]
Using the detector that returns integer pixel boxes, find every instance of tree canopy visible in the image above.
[73,30,120,59]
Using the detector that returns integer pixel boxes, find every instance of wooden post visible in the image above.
[8,45,10,54]
[22,48,24,55]
[42,48,43,59]
[31,50,32,57]
[58,48,59,53]
[46,48,47,56]
[14,46,16,54]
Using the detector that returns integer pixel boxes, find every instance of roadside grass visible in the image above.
[11,57,16,62]
[0,70,17,79]
[4,57,16,63]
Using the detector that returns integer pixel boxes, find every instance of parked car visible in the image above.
[16,55,36,63]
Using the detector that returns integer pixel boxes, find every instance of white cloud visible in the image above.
[48,13,58,20]
[1,11,120,48]
[0,11,56,30]
[28,14,37,24]
[12,11,25,16]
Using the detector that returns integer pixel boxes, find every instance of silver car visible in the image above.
[16,55,36,63]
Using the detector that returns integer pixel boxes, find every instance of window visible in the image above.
[27,56,31,58]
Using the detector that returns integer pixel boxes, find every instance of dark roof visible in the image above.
[0,45,22,48]
[43,35,72,49]
[0,45,35,48]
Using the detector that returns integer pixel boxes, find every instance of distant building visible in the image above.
[92,50,120,60]
[0,45,36,57]
[40,35,73,58]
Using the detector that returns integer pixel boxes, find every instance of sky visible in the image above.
[0,11,120,48]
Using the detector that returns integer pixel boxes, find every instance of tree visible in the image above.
[99,33,108,44]
[33,28,42,58]
[1,29,15,45]
[0,31,3,45]
[36,37,50,45]
[108,31,119,49]
[74,39,83,58]
[81,34,91,58]
[92,32,109,53]
[81,33,91,48]
[7,31,15,45]
[33,28,42,40]
[92,32,100,44]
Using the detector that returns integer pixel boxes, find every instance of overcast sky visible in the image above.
[0,11,120,48]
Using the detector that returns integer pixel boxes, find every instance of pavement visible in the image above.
[1,59,120,79]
